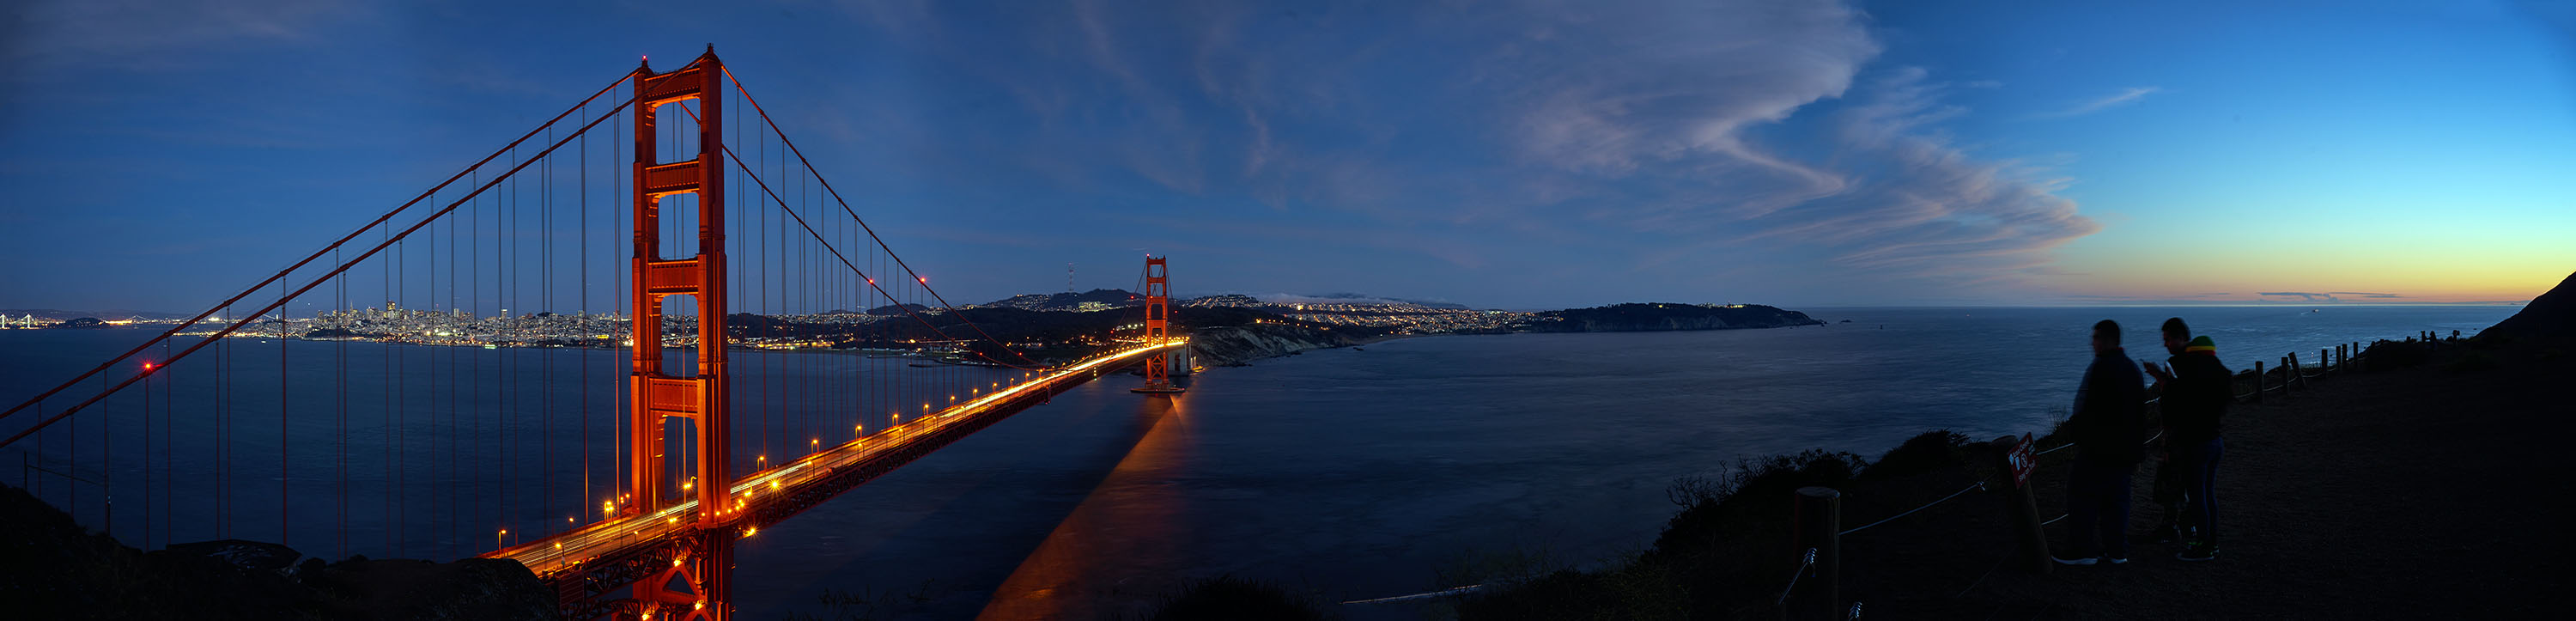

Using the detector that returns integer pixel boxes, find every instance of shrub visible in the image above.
[1862,430,1971,481]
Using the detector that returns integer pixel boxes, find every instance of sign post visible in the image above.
[1992,434,2051,574]
[2008,432,2036,489]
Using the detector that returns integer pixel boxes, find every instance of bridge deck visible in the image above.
[485,340,1182,578]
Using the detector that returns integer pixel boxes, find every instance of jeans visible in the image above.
[2066,455,2136,558]
[2171,435,2224,546]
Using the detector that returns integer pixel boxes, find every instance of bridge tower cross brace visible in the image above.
[626,50,732,529]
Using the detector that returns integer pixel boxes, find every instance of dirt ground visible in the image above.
[1821,349,2573,619]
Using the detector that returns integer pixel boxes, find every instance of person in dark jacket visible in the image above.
[2056,320,2148,565]
[2143,317,2230,562]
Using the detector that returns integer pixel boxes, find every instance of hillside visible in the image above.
[2481,271,2575,348]
[978,289,1141,312]
[1525,302,1825,332]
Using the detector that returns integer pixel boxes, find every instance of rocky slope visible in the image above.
[1187,324,1359,367]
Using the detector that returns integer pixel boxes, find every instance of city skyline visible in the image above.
[3,1,2571,313]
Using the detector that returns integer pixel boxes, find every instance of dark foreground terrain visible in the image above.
[0,484,557,620]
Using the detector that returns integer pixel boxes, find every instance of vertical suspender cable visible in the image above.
[611,92,623,517]
[100,376,106,536]
[389,234,400,557]
[425,186,438,558]
[454,172,467,554]
[505,143,518,540]
[471,169,482,540]
[162,336,172,545]
[756,89,769,469]
[279,278,289,549]
[219,308,229,538]
[580,99,590,520]
[542,125,553,537]
[344,246,354,559]
[143,337,151,548]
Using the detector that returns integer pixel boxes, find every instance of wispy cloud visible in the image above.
[2061,293,2251,304]
[2,0,355,75]
[2260,291,2405,302]
[2046,86,2163,118]
[837,0,2108,304]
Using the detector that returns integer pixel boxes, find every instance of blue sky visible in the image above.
[3,0,2570,312]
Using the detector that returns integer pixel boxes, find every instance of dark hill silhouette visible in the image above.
[2482,271,2574,347]
[980,289,1140,311]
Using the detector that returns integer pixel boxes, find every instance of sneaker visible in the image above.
[2176,543,2219,562]
[2102,555,2129,565]
[2051,554,2099,566]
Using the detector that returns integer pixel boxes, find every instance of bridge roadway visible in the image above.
[484,339,1185,579]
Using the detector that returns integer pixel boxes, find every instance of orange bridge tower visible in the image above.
[624,48,734,621]
[1132,256,1185,394]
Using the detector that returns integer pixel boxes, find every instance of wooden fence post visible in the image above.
[2252,361,2263,403]
[2322,349,2330,374]
[1791,487,1842,619]
[1990,435,2050,575]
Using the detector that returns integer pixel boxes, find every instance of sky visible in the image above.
[2,0,2571,312]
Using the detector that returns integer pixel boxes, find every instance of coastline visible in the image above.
[1185,309,1828,368]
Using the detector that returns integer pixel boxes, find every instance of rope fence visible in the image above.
[1840,482,1984,536]
[1340,584,1486,605]
[1777,547,1818,606]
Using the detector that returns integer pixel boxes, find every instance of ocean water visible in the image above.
[0,305,2518,618]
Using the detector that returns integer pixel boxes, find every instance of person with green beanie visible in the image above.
[2144,320,2231,562]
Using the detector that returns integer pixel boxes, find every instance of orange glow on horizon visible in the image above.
[2052,260,2566,305]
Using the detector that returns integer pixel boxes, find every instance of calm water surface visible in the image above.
[0,306,2516,618]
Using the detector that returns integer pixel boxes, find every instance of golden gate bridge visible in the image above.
[0,48,1188,620]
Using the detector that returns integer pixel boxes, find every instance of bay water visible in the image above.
[0,305,2518,618]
